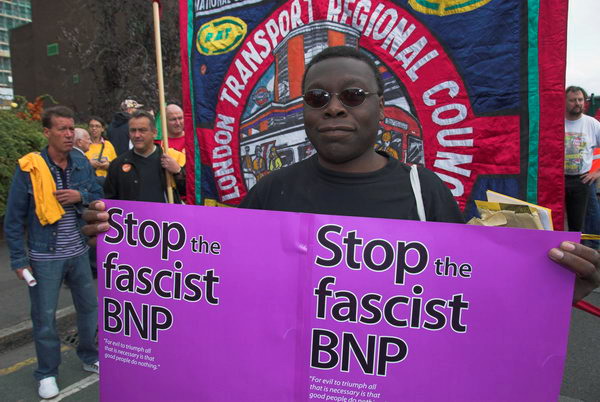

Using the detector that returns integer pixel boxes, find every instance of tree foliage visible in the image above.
[0,110,45,216]
[59,0,182,120]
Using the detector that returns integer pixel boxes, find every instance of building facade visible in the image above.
[0,0,31,101]
[10,0,180,121]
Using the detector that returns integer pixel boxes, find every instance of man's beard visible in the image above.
[567,106,583,118]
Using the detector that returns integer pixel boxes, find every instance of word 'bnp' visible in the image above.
[101,208,221,342]
[310,225,471,376]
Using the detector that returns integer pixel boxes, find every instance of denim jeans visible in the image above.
[29,253,98,380]
[583,181,600,250]
[565,175,589,231]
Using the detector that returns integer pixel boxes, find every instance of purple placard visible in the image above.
[98,200,577,401]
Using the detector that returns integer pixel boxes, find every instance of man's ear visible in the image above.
[42,127,50,139]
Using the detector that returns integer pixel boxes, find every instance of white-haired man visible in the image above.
[73,127,92,155]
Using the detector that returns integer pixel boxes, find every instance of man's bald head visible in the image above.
[166,104,183,114]
[166,104,184,138]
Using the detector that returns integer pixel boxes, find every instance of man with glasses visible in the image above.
[240,46,463,223]
[239,46,599,301]
[103,110,186,203]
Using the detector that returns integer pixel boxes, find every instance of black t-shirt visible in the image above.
[240,153,465,224]
[132,149,166,203]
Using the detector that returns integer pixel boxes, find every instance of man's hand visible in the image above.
[82,200,110,246]
[581,169,600,184]
[54,189,81,205]
[15,267,33,281]
[548,241,600,302]
[161,154,182,174]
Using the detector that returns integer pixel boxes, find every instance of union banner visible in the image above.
[179,0,567,228]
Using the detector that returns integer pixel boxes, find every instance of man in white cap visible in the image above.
[107,98,144,156]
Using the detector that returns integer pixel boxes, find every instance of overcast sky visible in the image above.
[566,0,600,95]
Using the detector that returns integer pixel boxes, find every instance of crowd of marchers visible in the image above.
[3,47,600,400]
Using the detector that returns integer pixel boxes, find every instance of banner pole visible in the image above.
[152,0,174,204]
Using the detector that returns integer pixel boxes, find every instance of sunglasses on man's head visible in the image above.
[303,88,378,109]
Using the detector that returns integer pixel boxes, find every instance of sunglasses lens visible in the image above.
[339,88,367,107]
[303,88,370,108]
[303,89,330,108]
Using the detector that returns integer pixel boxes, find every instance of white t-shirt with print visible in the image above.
[564,114,600,175]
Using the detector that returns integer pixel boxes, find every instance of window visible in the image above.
[0,1,31,19]
[0,72,10,85]
[0,56,10,70]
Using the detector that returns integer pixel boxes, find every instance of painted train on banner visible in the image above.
[233,19,425,193]
[186,0,565,225]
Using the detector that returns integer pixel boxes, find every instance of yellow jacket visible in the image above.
[18,152,64,225]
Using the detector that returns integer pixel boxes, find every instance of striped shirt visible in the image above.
[29,157,88,261]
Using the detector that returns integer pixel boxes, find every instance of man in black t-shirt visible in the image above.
[104,110,185,203]
[240,153,463,223]
[239,46,599,302]
[240,47,462,224]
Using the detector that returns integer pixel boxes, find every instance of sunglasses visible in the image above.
[303,88,378,109]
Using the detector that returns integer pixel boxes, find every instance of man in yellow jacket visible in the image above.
[4,106,103,398]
